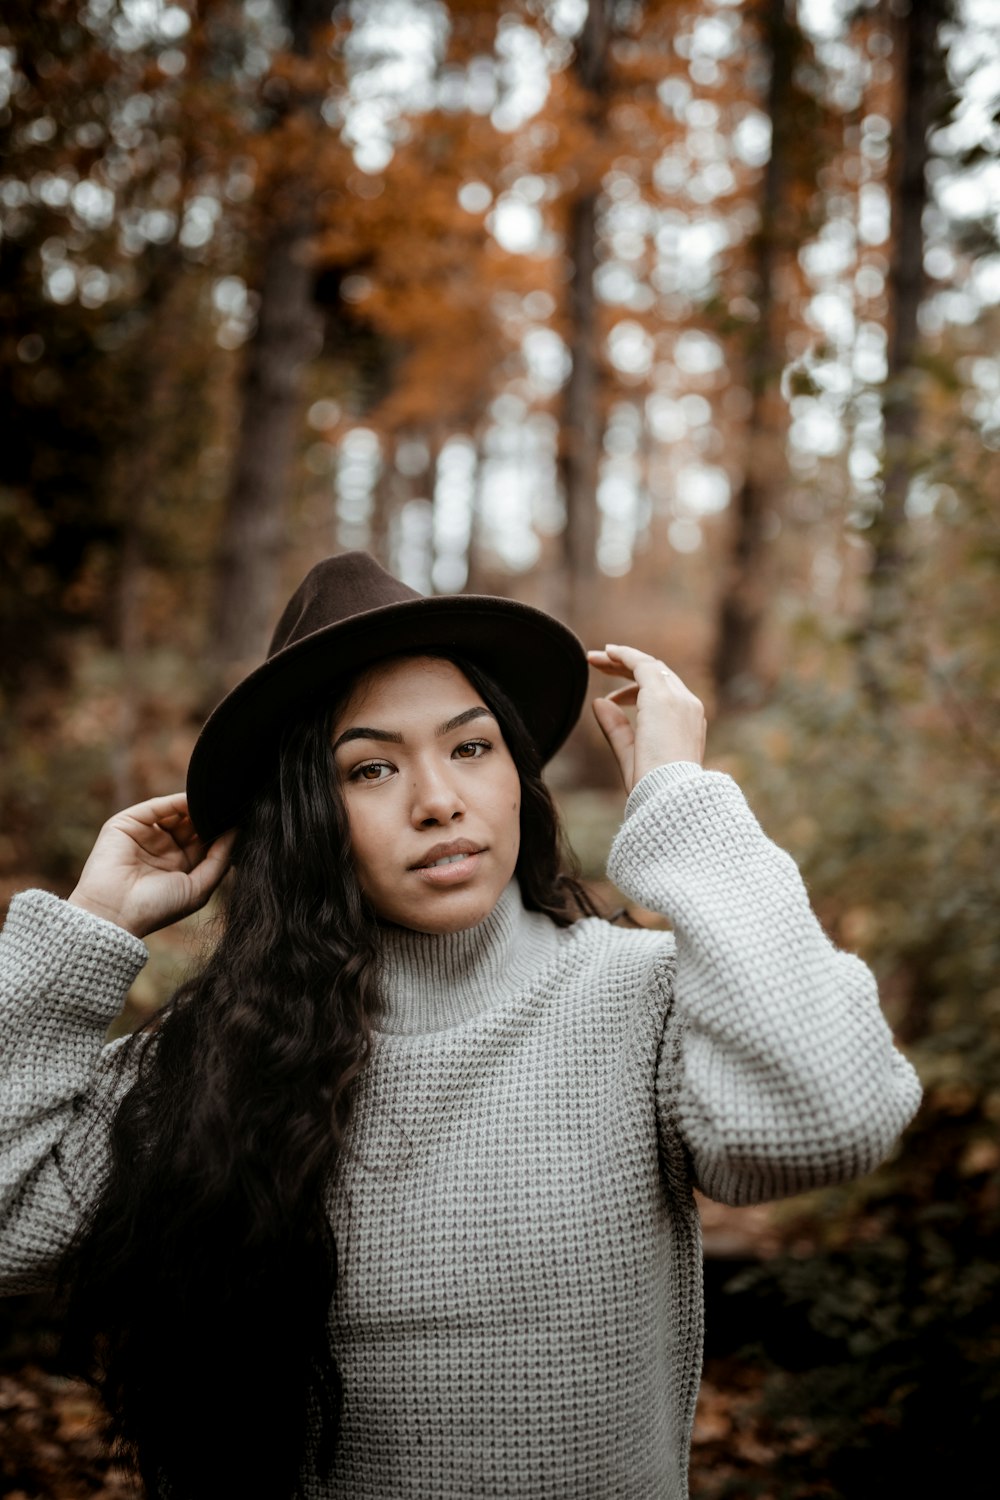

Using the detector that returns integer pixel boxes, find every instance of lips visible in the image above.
[410,839,485,870]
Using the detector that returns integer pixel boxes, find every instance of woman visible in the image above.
[0,551,921,1500]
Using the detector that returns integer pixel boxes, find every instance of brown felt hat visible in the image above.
[186,551,588,840]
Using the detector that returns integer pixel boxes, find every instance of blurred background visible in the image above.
[1,0,998,1494]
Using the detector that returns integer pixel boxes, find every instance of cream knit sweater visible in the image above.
[0,762,921,1498]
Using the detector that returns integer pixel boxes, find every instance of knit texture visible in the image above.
[0,894,146,1289]
[0,764,922,1498]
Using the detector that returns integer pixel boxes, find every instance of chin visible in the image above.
[389,885,507,935]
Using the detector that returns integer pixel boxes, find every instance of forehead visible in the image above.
[335,655,479,721]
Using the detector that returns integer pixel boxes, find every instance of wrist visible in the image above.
[67,889,145,939]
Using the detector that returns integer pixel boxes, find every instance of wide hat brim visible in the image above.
[187,592,588,842]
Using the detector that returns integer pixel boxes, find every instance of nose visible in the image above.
[410,760,465,828]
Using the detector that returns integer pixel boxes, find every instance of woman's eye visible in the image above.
[350,761,393,783]
[454,739,491,759]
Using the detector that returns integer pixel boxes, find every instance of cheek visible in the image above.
[344,799,386,887]
[506,780,521,854]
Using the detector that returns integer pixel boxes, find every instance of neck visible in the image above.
[376,880,564,1036]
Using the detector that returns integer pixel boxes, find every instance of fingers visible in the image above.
[587,644,657,665]
[186,827,237,903]
[109,794,214,867]
[161,810,209,857]
[591,696,633,792]
[199,827,237,876]
[587,644,689,694]
[587,643,671,677]
[70,798,235,939]
[587,646,643,679]
[591,694,633,740]
[588,641,707,789]
[113,792,191,826]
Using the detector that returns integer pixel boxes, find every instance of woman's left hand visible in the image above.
[587,644,706,795]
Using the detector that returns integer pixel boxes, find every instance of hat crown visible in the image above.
[188,550,587,840]
[268,551,421,658]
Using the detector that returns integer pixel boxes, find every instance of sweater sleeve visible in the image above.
[606,762,922,1207]
[0,889,148,1293]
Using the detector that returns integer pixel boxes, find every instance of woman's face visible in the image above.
[331,656,522,934]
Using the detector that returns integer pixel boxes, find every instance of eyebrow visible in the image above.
[332,706,496,753]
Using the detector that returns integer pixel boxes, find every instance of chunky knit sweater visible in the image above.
[0,762,921,1498]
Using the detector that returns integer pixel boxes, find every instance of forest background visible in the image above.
[1,0,998,1495]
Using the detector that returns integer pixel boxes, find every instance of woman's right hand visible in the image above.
[68,793,236,939]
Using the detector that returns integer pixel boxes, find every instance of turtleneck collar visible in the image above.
[376,880,565,1037]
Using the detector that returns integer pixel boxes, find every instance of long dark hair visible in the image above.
[60,652,597,1498]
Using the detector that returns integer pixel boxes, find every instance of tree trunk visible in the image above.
[209,218,321,686]
[557,0,610,629]
[858,0,946,699]
[370,445,394,568]
[206,0,332,696]
[711,0,792,709]
[463,434,487,593]
[111,242,188,807]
